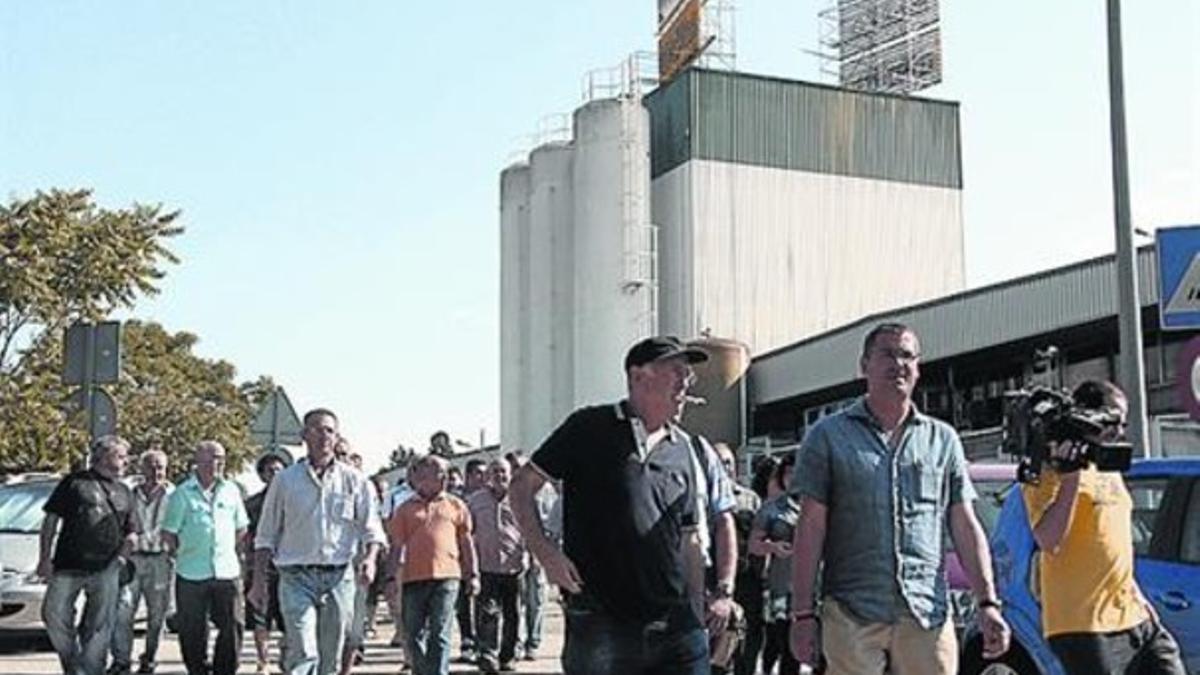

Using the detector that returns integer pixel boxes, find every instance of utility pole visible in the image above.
[1106,0,1151,456]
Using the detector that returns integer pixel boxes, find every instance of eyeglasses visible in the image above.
[872,347,920,364]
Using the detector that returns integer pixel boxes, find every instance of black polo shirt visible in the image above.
[43,469,136,572]
[531,402,699,624]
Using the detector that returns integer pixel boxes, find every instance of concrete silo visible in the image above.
[571,97,658,407]
[526,142,575,449]
[499,163,531,453]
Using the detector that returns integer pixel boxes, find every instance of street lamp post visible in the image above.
[1106,0,1152,457]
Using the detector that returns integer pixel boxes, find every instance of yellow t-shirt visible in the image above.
[1022,467,1147,637]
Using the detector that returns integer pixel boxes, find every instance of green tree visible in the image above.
[0,321,268,477]
[0,332,89,471]
[0,189,182,472]
[0,188,182,376]
[113,321,262,478]
[0,190,271,478]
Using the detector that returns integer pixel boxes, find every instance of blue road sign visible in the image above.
[1157,225,1200,331]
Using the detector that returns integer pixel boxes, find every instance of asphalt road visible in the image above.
[0,604,566,675]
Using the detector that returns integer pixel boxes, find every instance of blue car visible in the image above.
[960,458,1200,674]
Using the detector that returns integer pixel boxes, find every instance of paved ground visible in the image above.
[0,604,566,675]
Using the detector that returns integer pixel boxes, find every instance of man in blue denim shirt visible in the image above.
[788,323,1011,675]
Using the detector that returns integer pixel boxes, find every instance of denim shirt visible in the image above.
[791,398,975,629]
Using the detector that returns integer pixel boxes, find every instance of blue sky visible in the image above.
[2,1,1196,470]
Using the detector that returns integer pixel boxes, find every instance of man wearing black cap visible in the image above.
[510,336,714,675]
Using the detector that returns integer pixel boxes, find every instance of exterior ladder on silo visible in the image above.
[617,94,658,337]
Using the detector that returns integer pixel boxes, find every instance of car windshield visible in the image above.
[0,481,56,534]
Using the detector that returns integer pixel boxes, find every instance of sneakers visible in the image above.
[521,645,539,661]
[136,660,156,675]
[499,661,517,672]
[254,660,269,675]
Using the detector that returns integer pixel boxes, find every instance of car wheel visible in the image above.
[960,638,1039,675]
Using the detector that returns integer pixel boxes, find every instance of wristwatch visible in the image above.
[712,582,734,600]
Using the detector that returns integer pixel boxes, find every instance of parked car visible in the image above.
[0,476,57,633]
[0,473,173,634]
[947,463,1019,635]
[960,458,1200,674]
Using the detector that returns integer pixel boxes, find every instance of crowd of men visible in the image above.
[35,414,558,675]
[34,324,1188,675]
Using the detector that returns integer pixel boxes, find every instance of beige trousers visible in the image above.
[821,598,957,675]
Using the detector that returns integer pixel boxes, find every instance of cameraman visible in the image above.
[1022,379,1185,673]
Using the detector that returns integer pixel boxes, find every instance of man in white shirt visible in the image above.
[250,408,386,675]
[110,448,175,675]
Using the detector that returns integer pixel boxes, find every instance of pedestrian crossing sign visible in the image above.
[1157,225,1200,331]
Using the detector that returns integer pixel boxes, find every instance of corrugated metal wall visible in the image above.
[750,247,1160,407]
[646,68,962,189]
[653,160,965,354]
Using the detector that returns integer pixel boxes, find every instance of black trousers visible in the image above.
[176,577,243,675]
[456,579,475,650]
[476,572,521,665]
[1049,618,1186,674]
[731,573,765,675]
[761,619,800,675]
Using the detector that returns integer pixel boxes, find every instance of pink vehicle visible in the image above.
[947,463,1018,632]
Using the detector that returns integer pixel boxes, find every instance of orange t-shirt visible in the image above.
[387,492,472,584]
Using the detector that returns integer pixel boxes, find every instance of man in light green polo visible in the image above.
[162,441,249,675]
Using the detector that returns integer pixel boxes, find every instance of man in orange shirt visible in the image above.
[1023,380,1184,673]
[386,455,479,675]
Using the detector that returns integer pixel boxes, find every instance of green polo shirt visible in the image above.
[162,476,248,581]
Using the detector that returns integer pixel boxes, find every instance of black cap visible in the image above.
[624,336,709,370]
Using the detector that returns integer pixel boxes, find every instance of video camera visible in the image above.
[1001,386,1133,483]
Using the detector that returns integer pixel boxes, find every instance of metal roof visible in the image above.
[750,247,1159,406]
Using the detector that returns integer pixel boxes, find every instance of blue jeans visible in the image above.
[521,563,545,651]
[278,565,356,675]
[111,553,173,669]
[562,603,708,675]
[402,579,460,675]
[41,560,121,675]
[345,580,369,650]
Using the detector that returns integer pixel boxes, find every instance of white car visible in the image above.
[0,476,58,633]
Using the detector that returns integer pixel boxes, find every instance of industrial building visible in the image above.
[500,67,968,452]
[746,246,1200,462]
